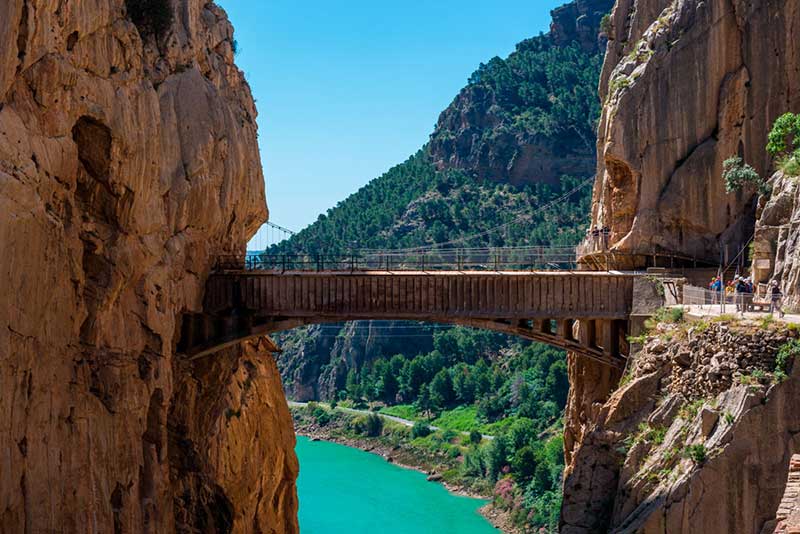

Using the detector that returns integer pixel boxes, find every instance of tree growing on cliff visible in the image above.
[768,112,800,177]
[722,156,764,194]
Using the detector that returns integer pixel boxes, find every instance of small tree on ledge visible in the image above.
[723,156,766,195]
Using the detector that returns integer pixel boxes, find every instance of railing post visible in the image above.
[282,255,286,272]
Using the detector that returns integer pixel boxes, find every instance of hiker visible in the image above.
[709,276,722,304]
[770,280,786,318]
[735,277,748,312]
[590,226,600,250]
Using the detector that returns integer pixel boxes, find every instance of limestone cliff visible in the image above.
[754,171,800,310]
[0,1,297,532]
[562,320,799,533]
[429,0,613,187]
[588,0,800,267]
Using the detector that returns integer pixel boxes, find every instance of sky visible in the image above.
[218,0,566,247]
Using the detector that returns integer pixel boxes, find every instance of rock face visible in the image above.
[0,1,297,532]
[429,0,613,187]
[588,0,800,266]
[277,321,435,401]
[561,321,799,533]
[754,171,800,309]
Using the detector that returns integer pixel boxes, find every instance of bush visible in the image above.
[125,0,173,38]
[351,413,384,437]
[684,444,707,464]
[722,156,763,193]
[364,413,383,436]
[776,339,800,378]
[469,430,483,445]
[600,13,612,35]
[411,421,432,439]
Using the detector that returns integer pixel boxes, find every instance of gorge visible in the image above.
[3,0,800,533]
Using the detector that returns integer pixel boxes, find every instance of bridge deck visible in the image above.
[205,270,635,320]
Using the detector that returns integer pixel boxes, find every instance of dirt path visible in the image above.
[288,401,494,440]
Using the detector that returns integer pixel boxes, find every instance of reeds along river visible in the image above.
[295,436,497,534]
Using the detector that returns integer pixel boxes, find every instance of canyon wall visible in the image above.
[562,322,800,533]
[0,1,297,532]
[754,171,800,310]
[589,0,800,266]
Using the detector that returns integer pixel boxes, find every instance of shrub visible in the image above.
[364,413,383,436]
[352,413,384,437]
[411,421,432,439]
[600,13,612,35]
[776,339,800,377]
[684,444,707,464]
[722,156,764,193]
[125,0,173,39]
[314,410,331,426]
[441,428,458,442]
[723,412,735,424]
[768,113,800,158]
[469,430,483,445]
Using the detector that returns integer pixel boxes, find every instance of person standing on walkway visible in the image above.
[735,277,748,313]
[770,280,786,318]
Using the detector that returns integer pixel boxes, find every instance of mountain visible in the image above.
[272,0,613,403]
[430,0,611,186]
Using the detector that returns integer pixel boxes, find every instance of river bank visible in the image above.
[291,405,522,533]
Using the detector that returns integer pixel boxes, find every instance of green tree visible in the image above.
[722,156,763,193]
[429,369,455,411]
[512,445,538,481]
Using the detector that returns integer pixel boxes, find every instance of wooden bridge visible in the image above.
[179,268,640,367]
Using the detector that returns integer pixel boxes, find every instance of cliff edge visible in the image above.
[588,0,800,267]
[0,1,297,532]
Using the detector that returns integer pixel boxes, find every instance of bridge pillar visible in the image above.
[578,319,596,351]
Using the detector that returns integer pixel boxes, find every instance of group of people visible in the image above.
[707,275,785,317]
[587,226,611,251]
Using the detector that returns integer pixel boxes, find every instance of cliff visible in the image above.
[429,0,613,187]
[754,170,800,309]
[562,319,799,533]
[588,0,800,267]
[0,1,297,532]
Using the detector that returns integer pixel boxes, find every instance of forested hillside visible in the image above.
[271,1,612,531]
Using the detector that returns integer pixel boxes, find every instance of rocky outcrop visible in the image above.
[0,1,297,532]
[429,0,613,187]
[754,171,800,310]
[766,455,800,534]
[551,0,614,51]
[589,0,800,266]
[277,321,435,401]
[562,320,799,533]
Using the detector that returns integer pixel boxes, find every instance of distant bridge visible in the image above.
[179,251,640,367]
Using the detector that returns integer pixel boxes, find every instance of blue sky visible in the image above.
[218,0,565,246]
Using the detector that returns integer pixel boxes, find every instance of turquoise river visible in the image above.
[295,436,498,534]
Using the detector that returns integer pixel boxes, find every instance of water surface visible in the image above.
[295,436,497,534]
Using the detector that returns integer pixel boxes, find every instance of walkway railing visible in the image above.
[219,246,579,272]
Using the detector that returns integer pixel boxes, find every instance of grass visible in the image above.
[779,154,800,177]
[431,406,481,432]
[644,307,685,331]
[679,399,705,420]
[684,444,707,464]
[379,404,420,421]
[723,412,734,424]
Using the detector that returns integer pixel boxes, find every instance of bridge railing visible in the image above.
[220,247,579,272]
